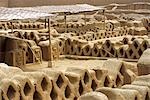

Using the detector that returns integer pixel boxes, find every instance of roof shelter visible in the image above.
[0,7,55,21]
[15,4,104,15]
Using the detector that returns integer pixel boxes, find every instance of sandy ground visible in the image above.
[23,57,137,72]
[23,58,105,71]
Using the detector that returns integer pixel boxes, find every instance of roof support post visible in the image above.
[84,13,86,25]
[10,21,13,34]
[103,9,105,30]
[48,17,53,68]
[45,18,47,29]
[64,14,67,33]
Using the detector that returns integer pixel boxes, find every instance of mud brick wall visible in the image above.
[7,0,150,7]
[0,0,150,7]
[0,0,8,7]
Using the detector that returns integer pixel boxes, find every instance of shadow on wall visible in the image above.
[6,0,150,7]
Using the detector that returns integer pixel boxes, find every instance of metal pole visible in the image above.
[48,17,53,67]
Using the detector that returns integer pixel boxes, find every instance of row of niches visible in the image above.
[0,59,140,100]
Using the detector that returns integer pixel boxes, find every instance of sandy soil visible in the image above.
[23,57,137,72]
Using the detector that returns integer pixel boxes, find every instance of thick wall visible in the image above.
[0,0,8,7]
[7,0,150,7]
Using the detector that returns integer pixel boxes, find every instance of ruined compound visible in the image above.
[0,1,150,100]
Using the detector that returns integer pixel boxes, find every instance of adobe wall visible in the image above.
[0,0,8,7]
[7,0,150,7]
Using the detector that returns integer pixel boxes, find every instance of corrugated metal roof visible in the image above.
[0,4,103,21]
[15,4,104,14]
[0,7,55,21]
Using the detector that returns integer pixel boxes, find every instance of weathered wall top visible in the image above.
[0,0,148,7]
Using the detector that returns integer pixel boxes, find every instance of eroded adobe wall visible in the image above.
[8,0,150,7]
[0,0,8,7]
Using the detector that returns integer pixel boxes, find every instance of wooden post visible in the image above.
[10,21,13,33]
[45,18,47,29]
[64,15,67,33]
[84,13,86,25]
[48,18,53,67]
[103,9,105,30]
